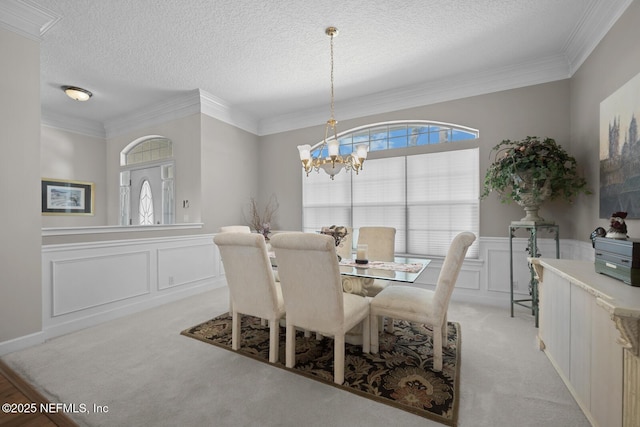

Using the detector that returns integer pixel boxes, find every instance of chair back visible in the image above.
[219,225,251,233]
[433,232,476,316]
[270,233,344,333]
[213,232,281,319]
[357,227,396,261]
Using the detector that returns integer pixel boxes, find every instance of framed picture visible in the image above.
[599,71,640,218]
[42,178,94,215]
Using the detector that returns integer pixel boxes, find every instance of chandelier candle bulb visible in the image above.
[298,145,311,161]
[357,144,368,160]
[328,140,339,157]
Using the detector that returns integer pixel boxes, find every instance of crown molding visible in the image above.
[257,54,571,136]
[103,90,202,139]
[41,110,106,139]
[0,0,60,41]
[199,90,258,135]
[101,89,258,139]
[563,0,633,74]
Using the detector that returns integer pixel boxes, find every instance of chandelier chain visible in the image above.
[329,30,335,122]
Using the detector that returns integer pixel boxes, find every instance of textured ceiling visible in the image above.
[7,0,633,137]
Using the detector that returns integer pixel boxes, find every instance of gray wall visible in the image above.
[201,113,260,233]
[569,0,640,241]
[41,126,107,227]
[259,80,573,237]
[0,28,42,342]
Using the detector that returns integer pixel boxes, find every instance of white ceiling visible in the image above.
[0,0,633,138]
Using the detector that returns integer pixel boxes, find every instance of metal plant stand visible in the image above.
[509,222,559,327]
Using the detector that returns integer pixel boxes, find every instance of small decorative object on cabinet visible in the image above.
[509,222,559,327]
[594,236,640,286]
[606,211,629,239]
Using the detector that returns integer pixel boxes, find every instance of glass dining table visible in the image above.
[338,256,430,283]
[269,249,429,284]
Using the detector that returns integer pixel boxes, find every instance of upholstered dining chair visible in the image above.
[369,231,476,371]
[270,232,370,385]
[219,225,251,233]
[213,232,285,363]
[218,225,252,315]
[355,226,396,297]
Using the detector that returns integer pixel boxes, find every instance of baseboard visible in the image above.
[0,279,225,356]
[0,331,46,357]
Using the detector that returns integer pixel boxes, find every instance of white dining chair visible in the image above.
[356,226,396,297]
[219,225,251,233]
[370,231,476,371]
[213,232,285,363]
[270,232,370,385]
[218,225,252,315]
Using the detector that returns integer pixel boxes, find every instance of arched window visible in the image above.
[302,120,479,258]
[138,180,154,225]
[121,136,173,166]
[119,136,174,226]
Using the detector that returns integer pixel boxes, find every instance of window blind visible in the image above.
[302,147,479,258]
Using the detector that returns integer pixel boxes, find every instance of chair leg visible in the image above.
[362,316,370,354]
[442,313,448,341]
[385,316,394,333]
[370,313,379,354]
[269,318,279,363]
[334,335,345,385]
[232,311,241,351]
[433,323,443,371]
[285,321,296,368]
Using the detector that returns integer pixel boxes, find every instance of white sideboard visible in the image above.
[532,258,640,427]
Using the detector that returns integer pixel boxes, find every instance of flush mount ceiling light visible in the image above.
[297,27,368,180]
[61,85,92,101]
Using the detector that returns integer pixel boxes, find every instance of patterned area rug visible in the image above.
[181,314,460,426]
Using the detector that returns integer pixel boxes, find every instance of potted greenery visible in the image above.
[481,136,590,224]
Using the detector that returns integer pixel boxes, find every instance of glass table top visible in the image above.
[338,256,430,283]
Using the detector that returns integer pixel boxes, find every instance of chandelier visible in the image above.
[297,27,368,180]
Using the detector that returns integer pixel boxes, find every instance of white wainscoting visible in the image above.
[41,234,225,339]
[1,234,596,355]
[412,237,594,308]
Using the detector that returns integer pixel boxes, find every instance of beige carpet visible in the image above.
[1,287,590,426]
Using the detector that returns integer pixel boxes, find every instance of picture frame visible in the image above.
[599,71,640,218]
[41,178,95,215]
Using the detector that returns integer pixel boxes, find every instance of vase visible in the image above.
[512,174,553,224]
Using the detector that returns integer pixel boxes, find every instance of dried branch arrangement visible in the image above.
[247,194,279,239]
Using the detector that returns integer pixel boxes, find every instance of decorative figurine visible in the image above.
[590,227,606,247]
[606,211,628,240]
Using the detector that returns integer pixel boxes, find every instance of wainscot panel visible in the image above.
[42,234,224,339]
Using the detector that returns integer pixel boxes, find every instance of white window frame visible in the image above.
[302,121,479,258]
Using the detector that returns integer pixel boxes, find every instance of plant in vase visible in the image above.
[247,194,279,240]
[480,136,590,224]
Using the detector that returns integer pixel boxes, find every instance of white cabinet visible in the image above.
[534,259,639,427]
